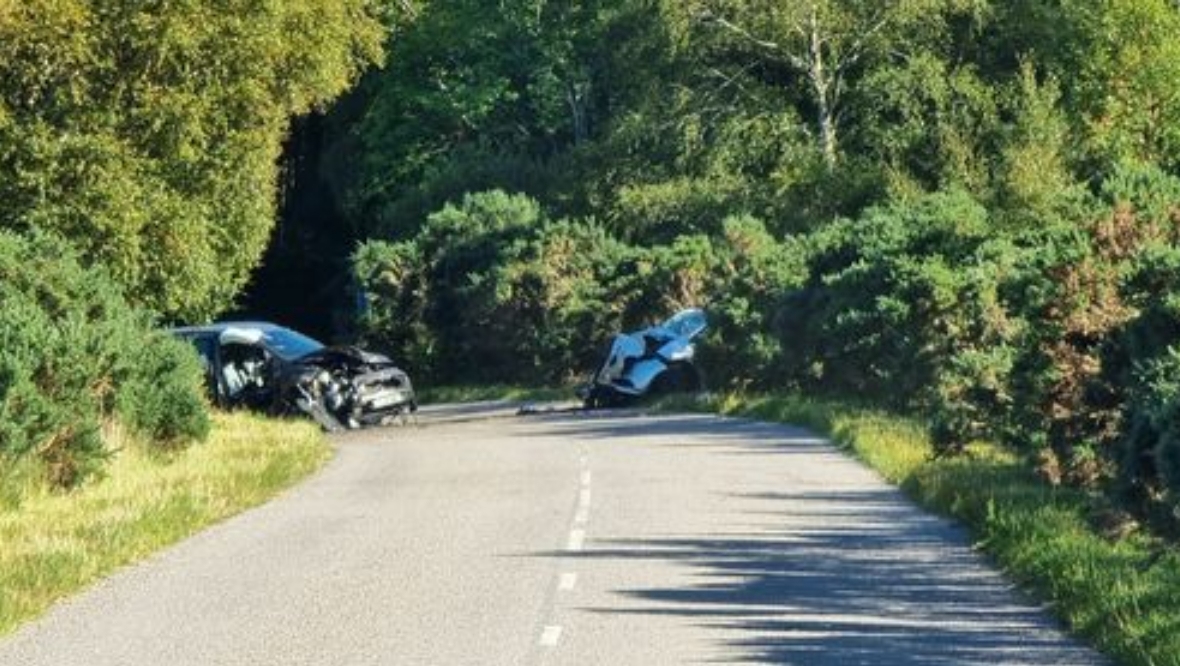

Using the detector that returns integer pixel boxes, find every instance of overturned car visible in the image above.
[579,308,707,408]
[171,322,416,431]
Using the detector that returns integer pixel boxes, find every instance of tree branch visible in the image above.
[698,9,809,71]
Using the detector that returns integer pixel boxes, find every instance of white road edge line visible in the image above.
[574,507,590,524]
[540,625,563,647]
[567,528,586,551]
[558,572,578,591]
[578,488,591,508]
[580,470,592,486]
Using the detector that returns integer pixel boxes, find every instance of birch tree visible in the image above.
[689,0,960,170]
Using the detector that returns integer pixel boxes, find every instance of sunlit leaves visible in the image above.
[0,0,386,320]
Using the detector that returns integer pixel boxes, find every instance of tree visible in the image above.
[988,0,1180,172]
[0,0,386,321]
[686,0,962,169]
[345,0,636,237]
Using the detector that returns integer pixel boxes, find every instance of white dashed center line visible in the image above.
[558,572,578,591]
[567,528,586,551]
[535,457,591,654]
[540,625,563,647]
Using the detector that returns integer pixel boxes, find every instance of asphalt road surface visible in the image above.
[0,403,1106,665]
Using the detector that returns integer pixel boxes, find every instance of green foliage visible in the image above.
[694,215,805,387]
[0,0,385,320]
[0,232,209,489]
[345,0,633,237]
[116,335,211,448]
[995,63,1079,223]
[854,53,1000,195]
[324,0,1180,545]
[986,0,1180,172]
[354,191,803,387]
[356,191,637,383]
[778,190,1000,406]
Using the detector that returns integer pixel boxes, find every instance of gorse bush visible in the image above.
[0,232,209,489]
[354,190,802,387]
[355,191,639,384]
[768,164,1180,524]
[777,190,1001,407]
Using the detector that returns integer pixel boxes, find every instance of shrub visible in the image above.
[696,215,805,388]
[355,190,639,384]
[354,191,803,388]
[776,190,1001,409]
[998,164,1180,485]
[117,334,211,447]
[0,232,209,488]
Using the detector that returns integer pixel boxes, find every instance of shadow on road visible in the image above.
[520,412,1105,665]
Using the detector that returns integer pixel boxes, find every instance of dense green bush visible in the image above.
[690,215,805,388]
[0,232,209,488]
[777,190,1001,407]
[771,167,1180,513]
[354,191,803,388]
[355,191,639,384]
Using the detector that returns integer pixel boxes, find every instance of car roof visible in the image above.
[170,321,287,337]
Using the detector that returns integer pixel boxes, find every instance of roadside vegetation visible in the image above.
[0,232,210,491]
[0,412,329,638]
[328,1,1180,552]
[661,392,1180,666]
[0,1,377,637]
[4,1,1180,662]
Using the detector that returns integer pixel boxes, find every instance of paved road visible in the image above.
[0,405,1106,665]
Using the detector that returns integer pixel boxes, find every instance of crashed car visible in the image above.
[579,308,707,408]
[171,322,416,431]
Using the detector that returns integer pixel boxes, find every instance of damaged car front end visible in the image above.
[172,322,416,431]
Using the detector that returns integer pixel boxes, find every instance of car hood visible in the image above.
[298,345,398,368]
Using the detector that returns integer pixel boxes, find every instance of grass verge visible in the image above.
[0,411,330,638]
[659,392,1180,666]
[418,384,574,404]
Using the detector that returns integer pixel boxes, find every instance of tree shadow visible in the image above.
[518,413,1107,665]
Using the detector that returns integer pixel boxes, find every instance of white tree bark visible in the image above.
[700,1,907,171]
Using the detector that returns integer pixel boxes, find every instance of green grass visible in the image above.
[659,392,1180,666]
[418,384,574,404]
[0,412,330,638]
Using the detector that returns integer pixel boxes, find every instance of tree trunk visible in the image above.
[808,6,838,170]
[567,81,590,145]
